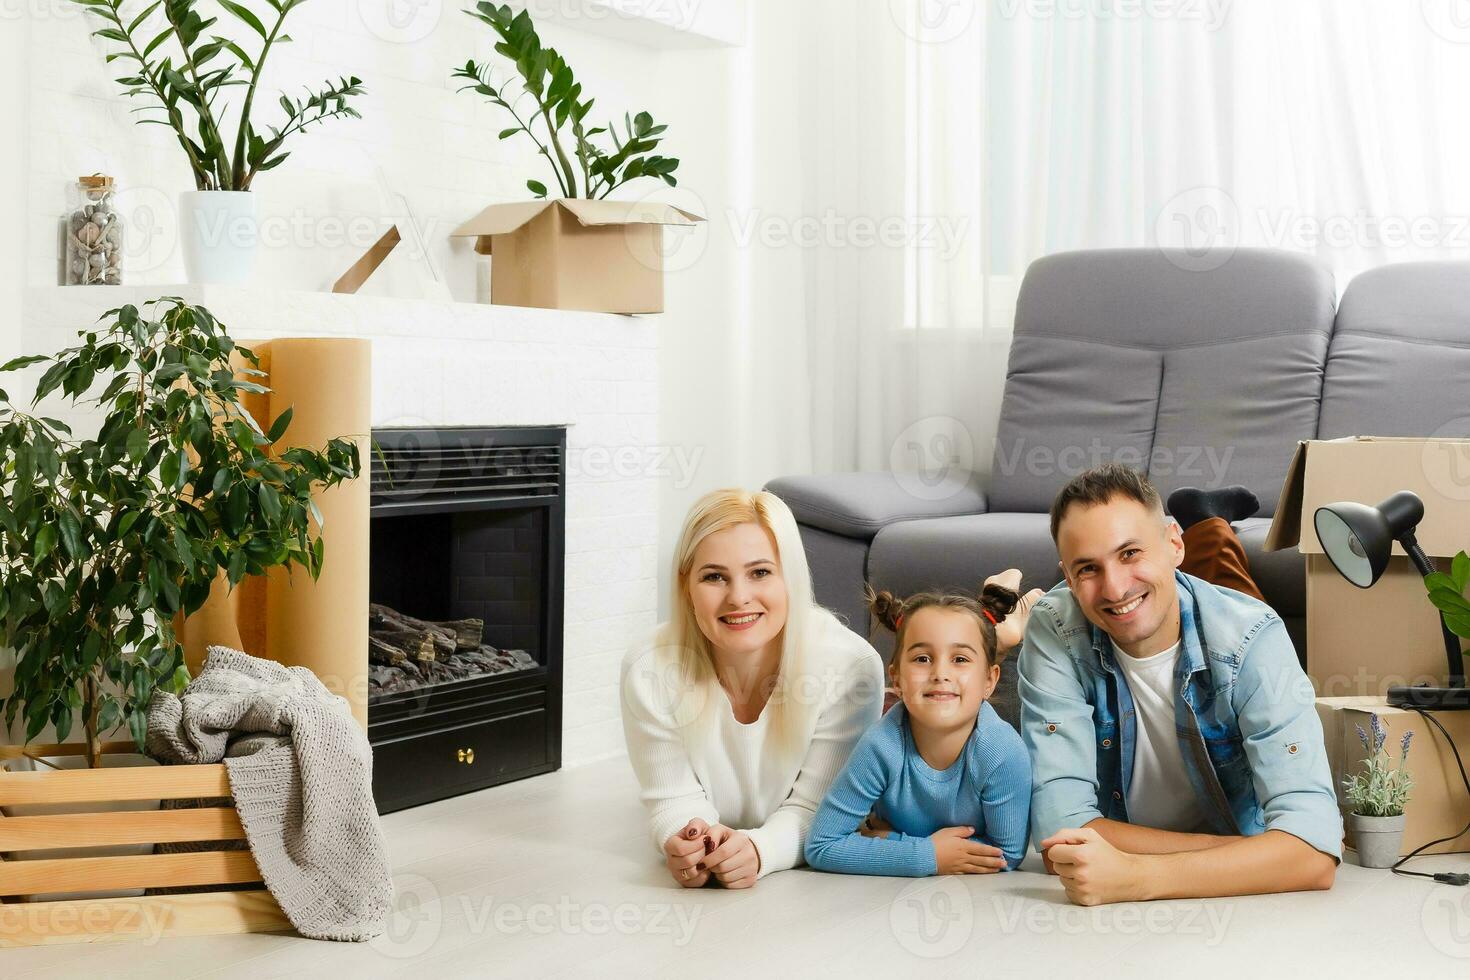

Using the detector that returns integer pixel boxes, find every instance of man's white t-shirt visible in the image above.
[1111,640,1212,833]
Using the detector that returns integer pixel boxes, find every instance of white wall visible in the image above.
[1,11,28,361]
[9,0,761,759]
[11,2,762,594]
[21,1,728,297]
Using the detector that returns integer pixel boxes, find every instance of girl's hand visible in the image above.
[930,826,1009,874]
[704,825,761,889]
[663,819,713,888]
[859,813,894,839]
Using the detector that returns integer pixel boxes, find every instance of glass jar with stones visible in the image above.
[64,175,124,285]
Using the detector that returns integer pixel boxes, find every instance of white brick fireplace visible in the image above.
[21,285,660,767]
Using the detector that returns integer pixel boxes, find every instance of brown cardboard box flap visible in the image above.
[451,198,704,238]
[1264,440,1309,552]
[1264,436,1470,558]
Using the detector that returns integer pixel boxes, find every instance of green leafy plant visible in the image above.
[69,0,363,191]
[1426,551,1470,643]
[0,298,361,767]
[452,2,678,199]
[1343,713,1414,818]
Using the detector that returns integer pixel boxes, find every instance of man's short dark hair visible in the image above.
[1049,464,1163,542]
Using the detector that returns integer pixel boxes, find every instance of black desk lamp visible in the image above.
[1315,490,1470,710]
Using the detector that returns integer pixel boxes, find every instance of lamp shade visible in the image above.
[1312,490,1425,589]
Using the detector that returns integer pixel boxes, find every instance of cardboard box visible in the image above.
[451,198,703,314]
[1316,697,1470,857]
[1266,437,1470,696]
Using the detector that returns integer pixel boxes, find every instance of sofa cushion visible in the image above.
[990,248,1334,514]
[866,512,1063,600]
[1318,261,1470,439]
[766,472,986,541]
[1234,517,1305,618]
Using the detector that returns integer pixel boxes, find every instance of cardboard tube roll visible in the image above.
[261,338,372,730]
[177,346,274,672]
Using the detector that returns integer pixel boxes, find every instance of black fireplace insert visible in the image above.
[367,425,565,813]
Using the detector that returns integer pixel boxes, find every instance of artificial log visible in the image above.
[370,628,439,663]
[368,605,483,651]
[439,618,485,651]
[367,636,408,667]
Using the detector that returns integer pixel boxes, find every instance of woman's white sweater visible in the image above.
[620,616,884,878]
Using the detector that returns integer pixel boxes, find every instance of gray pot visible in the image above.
[1348,812,1406,869]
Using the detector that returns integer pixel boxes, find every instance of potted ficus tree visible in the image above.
[68,0,364,283]
[1343,712,1414,869]
[0,296,360,770]
[448,2,703,313]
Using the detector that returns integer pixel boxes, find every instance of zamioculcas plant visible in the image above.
[1425,550,1470,647]
[452,2,678,199]
[69,0,363,190]
[0,298,361,767]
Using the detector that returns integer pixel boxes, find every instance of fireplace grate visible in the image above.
[371,434,562,509]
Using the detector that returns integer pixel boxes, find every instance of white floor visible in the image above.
[10,758,1470,978]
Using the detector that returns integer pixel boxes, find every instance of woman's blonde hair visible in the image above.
[661,487,833,763]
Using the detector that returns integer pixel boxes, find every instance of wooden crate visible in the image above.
[0,741,292,947]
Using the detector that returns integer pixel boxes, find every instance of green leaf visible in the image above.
[258,483,282,521]
[54,703,73,744]
[1444,612,1470,640]
[226,547,247,586]
[128,0,164,34]
[1427,571,1460,590]
[160,578,181,614]
[225,483,249,533]
[266,406,293,443]
[0,354,49,372]
[128,707,148,751]
[1428,587,1470,614]
[160,448,180,489]
[98,696,122,734]
[82,630,102,668]
[527,178,548,198]
[1454,551,1470,592]
[218,0,269,39]
[34,523,58,561]
[127,426,150,463]
[58,510,85,560]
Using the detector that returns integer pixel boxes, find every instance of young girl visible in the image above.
[804,583,1032,876]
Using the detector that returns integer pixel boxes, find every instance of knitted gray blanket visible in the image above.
[146,646,392,941]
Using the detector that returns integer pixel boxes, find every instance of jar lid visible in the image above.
[78,175,114,188]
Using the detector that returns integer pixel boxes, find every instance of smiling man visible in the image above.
[1018,464,1342,906]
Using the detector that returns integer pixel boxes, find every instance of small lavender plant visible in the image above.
[1342,713,1414,818]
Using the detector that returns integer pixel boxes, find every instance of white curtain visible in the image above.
[741,0,1470,486]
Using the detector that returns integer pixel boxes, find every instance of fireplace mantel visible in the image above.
[20,285,659,767]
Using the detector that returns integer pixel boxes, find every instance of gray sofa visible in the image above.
[767,250,1470,722]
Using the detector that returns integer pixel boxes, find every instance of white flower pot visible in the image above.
[1348,812,1406,869]
[179,190,257,283]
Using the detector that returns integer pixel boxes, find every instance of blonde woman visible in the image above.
[620,488,885,889]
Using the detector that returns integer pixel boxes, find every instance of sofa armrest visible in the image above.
[764,472,988,541]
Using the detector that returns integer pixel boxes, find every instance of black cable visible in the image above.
[1388,708,1470,885]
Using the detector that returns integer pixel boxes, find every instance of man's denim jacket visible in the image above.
[1018,571,1343,860]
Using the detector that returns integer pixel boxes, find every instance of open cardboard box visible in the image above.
[1316,697,1470,857]
[451,198,704,314]
[1266,436,1470,696]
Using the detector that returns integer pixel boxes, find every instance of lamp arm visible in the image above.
[1402,532,1467,687]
